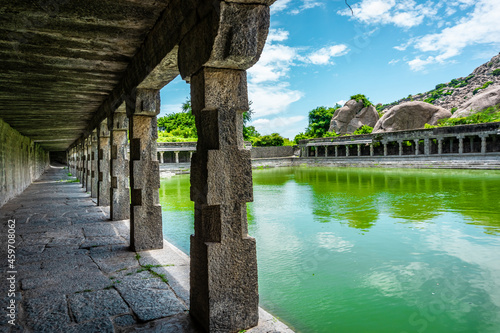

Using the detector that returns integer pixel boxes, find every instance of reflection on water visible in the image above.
[161,167,500,333]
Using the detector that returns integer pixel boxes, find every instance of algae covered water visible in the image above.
[159,167,500,333]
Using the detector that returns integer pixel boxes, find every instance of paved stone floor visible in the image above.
[0,165,293,333]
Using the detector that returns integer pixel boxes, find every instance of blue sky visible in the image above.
[161,0,500,139]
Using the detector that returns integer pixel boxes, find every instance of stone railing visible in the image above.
[156,141,252,164]
[298,123,500,158]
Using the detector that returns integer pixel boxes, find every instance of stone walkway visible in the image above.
[0,166,293,333]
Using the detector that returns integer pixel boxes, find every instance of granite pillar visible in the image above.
[188,68,258,332]
[97,120,111,206]
[126,89,162,251]
[91,130,98,198]
[109,108,130,221]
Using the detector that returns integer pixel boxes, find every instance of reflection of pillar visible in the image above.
[324,146,328,157]
[424,138,430,155]
[97,120,110,206]
[437,138,443,155]
[175,151,180,163]
[414,139,419,156]
[398,140,403,156]
[127,89,162,251]
[480,134,488,154]
[357,144,361,157]
[458,135,464,155]
[91,130,98,198]
[335,146,338,157]
[383,141,388,156]
[109,108,130,221]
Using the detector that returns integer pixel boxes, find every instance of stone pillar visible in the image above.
[414,139,420,156]
[175,151,180,163]
[86,136,92,192]
[346,145,350,157]
[398,140,403,156]
[97,120,111,206]
[449,138,454,153]
[437,138,443,155]
[178,2,270,330]
[335,146,338,157]
[324,146,328,157]
[424,138,430,155]
[370,144,374,156]
[458,135,464,155]
[109,108,130,221]
[190,151,193,159]
[383,141,388,156]
[357,144,361,157]
[126,89,162,251]
[188,67,258,332]
[469,137,474,153]
[159,152,164,164]
[480,134,488,154]
[78,139,84,185]
[91,130,98,198]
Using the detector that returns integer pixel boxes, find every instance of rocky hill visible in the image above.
[378,52,500,113]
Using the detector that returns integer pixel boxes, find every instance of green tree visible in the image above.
[253,133,285,146]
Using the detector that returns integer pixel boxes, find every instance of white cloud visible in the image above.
[248,83,303,118]
[306,45,349,65]
[406,0,500,71]
[160,103,182,116]
[388,59,400,65]
[336,100,346,106]
[271,0,293,14]
[338,0,438,28]
[248,28,348,120]
[251,116,306,137]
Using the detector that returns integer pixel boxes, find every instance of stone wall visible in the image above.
[0,118,49,207]
[251,146,295,159]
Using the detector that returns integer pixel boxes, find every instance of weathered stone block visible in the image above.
[179,2,270,78]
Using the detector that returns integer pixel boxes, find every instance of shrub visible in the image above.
[350,94,373,108]
[435,105,500,127]
[473,81,493,95]
[253,133,285,147]
[493,69,500,76]
[435,83,446,90]
[352,125,373,135]
[451,107,457,114]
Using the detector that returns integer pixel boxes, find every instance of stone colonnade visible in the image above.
[67,1,272,332]
[300,128,500,158]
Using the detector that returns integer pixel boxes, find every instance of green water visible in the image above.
[159,167,500,333]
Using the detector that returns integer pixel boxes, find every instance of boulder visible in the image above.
[328,99,379,134]
[372,101,451,133]
[451,86,500,118]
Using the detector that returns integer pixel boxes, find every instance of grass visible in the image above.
[425,105,500,128]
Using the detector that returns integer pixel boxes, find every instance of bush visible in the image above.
[451,107,457,114]
[253,133,285,147]
[352,125,373,135]
[473,81,493,95]
[350,94,373,108]
[493,69,500,76]
[435,83,447,90]
[435,105,500,127]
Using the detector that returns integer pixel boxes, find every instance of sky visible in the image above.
[160,0,500,139]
